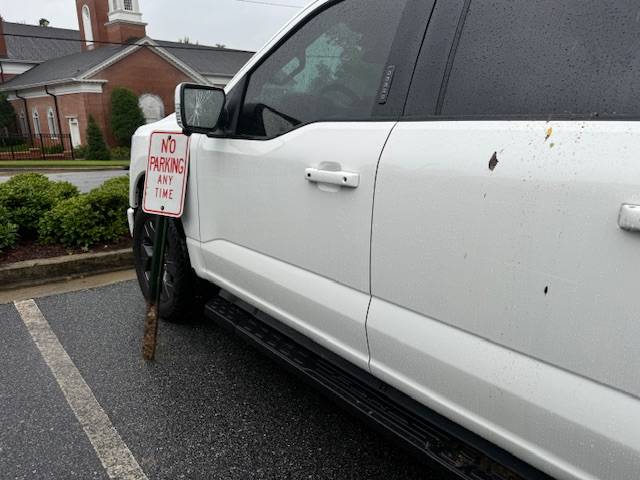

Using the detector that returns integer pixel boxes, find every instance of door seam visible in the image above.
[366,121,400,371]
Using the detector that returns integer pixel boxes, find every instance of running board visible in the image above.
[204,292,553,480]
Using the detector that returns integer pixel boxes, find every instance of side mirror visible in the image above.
[175,83,226,134]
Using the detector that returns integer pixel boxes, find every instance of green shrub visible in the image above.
[110,88,146,147]
[73,145,88,159]
[100,175,130,191]
[0,173,79,237]
[86,116,111,161]
[110,146,131,160]
[0,206,19,253]
[0,139,27,149]
[38,176,130,248]
[50,180,81,200]
[43,143,64,155]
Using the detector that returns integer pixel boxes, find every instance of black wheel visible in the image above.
[133,209,196,323]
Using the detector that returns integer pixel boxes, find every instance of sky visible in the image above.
[0,0,312,51]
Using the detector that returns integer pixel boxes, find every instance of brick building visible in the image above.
[0,0,253,147]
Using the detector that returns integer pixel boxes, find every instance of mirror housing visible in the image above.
[175,83,226,134]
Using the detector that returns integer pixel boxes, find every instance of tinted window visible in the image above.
[237,0,408,138]
[439,0,640,117]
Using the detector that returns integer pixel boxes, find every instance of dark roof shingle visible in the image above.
[156,41,254,77]
[0,23,254,90]
[0,45,127,89]
[2,21,82,61]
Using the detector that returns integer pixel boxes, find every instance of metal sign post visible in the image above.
[140,131,190,361]
[142,215,168,361]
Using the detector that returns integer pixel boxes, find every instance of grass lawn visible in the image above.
[0,160,130,169]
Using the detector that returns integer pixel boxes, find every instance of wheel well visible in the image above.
[135,174,187,238]
[136,175,145,207]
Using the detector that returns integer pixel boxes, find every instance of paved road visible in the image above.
[0,170,128,193]
[0,280,448,480]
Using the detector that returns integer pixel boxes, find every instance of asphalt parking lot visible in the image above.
[0,279,447,480]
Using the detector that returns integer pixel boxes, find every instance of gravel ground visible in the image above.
[0,280,449,480]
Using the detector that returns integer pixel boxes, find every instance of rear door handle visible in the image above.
[619,204,640,233]
[305,168,360,188]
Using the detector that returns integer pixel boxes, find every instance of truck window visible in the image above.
[237,0,409,138]
[409,0,640,118]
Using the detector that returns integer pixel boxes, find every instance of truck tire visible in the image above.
[133,209,196,323]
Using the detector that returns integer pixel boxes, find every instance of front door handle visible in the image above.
[619,204,640,233]
[305,168,360,188]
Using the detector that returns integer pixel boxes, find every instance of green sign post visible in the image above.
[140,131,190,361]
[142,215,168,361]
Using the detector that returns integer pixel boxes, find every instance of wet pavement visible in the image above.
[0,280,447,480]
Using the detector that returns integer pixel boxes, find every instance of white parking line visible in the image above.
[14,299,148,480]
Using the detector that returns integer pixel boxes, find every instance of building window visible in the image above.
[47,108,59,136]
[111,0,118,11]
[124,0,133,11]
[32,109,41,135]
[82,5,94,48]
[19,111,28,136]
[139,94,165,124]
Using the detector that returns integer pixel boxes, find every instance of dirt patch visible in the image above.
[0,237,132,266]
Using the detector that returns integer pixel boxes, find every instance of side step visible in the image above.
[204,292,553,480]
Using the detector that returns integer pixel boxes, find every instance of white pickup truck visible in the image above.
[127,1,640,479]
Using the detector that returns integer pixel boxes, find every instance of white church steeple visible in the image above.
[108,0,144,25]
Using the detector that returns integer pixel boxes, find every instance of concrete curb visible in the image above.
[0,249,134,291]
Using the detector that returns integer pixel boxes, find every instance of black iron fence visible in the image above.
[0,134,75,161]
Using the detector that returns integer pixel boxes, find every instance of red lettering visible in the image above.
[161,137,177,154]
[150,156,185,174]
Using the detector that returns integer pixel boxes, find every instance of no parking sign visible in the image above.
[142,131,190,218]
[141,131,190,361]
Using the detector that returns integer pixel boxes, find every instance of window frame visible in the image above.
[403,0,640,122]
[47,107,59,136]
[32,108,41,135]
[221,0,432,141]
[19,111,28,136]
[82,5,94,48]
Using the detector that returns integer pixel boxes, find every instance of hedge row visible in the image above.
[39,176,130,248]
[73,145,131,161]
[0,173,130,253]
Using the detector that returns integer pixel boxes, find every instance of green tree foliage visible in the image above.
[0,173,79,237]
[0,94,16,130]
[86,115,111,160]
[110,88,146,147]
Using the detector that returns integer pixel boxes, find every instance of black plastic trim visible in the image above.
[434,0,471,115]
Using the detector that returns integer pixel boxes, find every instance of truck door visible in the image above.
[368,1,640,479]
[192,0,429,369]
